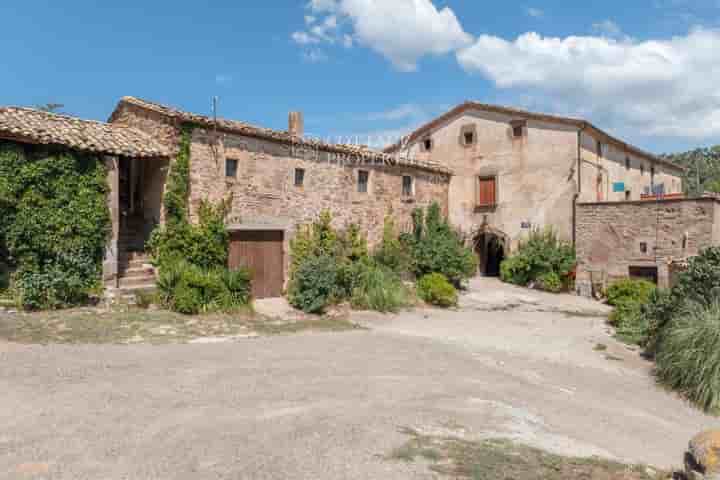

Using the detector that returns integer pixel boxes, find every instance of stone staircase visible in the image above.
[110,216,157,296]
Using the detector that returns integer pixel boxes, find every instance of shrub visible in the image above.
[606,279,656,307]
[537,271,562,293]
[0,262,9,293]
[374,214,410,274]
[417,273,458,308]
[288,255,341,314]
[350,263,410,313]
[403,203,477,287]
[643,247,720,355]
[156,260,251,315]
[500,228,575,289]
[610,301,649,345]
[147,200,229,270]
[655,301,720,412]
[0,141,110,309]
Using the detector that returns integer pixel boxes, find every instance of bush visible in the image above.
[350,262,410,313]
[606,279,656,307]
[403,203,477,287]
[537,271,562,293]
[288,255,341,314]
[0,141,110,309]
[655,301,720,412]
[500,228,575,289]
[0,262,9,293]
[374,214,410,274]
[156,260,251,315]
[610,301,649,345]
[643,247,720,355]
[417,273,458,308]
[147,200,229,270]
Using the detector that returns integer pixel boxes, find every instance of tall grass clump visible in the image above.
[655,301,720,412]
[606,279,656,345]
[350,263,410,313]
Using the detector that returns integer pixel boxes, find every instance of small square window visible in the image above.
[358,170,369,193]
[294,168,305,187]
[422,138,433,152]
[225,158,238,179]
[402,175,414,197]
[513,125,524,138]
[640,242,648,254]
[464,131,475,146]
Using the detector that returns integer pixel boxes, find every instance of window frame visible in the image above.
[401,175,414,197]
[225,158,239,179]
[421,137,433,152]
[477,175,497,208]
[357,170,370,194]
[510,120,526,139]
[294,167,305,188]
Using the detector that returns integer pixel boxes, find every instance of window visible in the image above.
[402,175,414,197]
[512,122,525,138]
[597,141,603,158]
[651,165,655,183]
[641,163,645,175]
[625,190,631,201]
[464,131,475,146]
[422,138,433,152]
[357,170,369,193]
[294,168,305,187]
[477,176,497,207]
[625,156,630,170]
[225,158,238,179]
[640,242,648,254]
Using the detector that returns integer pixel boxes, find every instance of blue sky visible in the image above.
[1,0,719,153]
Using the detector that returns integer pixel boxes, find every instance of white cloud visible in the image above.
[592,19,623,38]
[526,7,544,18]
[294,0,472,71]
[305,15,316,25]
[457,28,720,140]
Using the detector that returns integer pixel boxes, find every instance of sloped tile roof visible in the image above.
[383,101,684,173]
[0,107,170,158]
[115,97,452,175]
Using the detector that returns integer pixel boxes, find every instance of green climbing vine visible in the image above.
[0,140,111,309]
[147,123,230,270]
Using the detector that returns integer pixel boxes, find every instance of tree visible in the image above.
[34,103,64,113]
[662,145,720,196]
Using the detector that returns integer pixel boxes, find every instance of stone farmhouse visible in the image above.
[385,102,686,278]
[1,97,716,299]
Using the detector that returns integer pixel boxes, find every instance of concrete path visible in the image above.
[1,278,717,479]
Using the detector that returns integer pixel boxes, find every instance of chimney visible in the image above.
[288,111,304,138]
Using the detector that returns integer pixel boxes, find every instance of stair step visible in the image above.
[119,267,156,279]
[118,277,157,289]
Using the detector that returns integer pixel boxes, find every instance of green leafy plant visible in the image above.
[288,254,341,314]
[500,227,575,289]
[643,247,720,355]
[655,301,720,412]
[0,141,110,310]
[350,263,411,313]
[537,271,562,293]
[606,279,656,307]
[156,259,251,315]
[417,273,458,308]
[403,203,477,287]
[374,213,410,274]
[0,262,9,293]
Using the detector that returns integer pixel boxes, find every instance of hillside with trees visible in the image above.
[661,145,720,196]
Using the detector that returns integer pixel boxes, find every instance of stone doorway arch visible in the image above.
[473,226,509,277]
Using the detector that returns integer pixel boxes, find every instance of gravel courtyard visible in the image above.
[2,278,718,479]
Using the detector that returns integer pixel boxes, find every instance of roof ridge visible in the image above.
[2,106,121,129]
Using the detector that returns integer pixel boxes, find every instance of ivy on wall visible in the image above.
[147,123,230,270]
[0,140,111,309]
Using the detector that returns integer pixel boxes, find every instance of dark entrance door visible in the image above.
[476,233,506,277]
[229,230,284,299]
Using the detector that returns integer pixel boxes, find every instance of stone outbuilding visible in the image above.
[108,97,452,297]
[575,195,720,294]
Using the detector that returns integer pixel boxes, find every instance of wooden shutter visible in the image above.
[478,177,496,207]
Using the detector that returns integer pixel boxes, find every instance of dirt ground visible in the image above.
[1,278,717,479]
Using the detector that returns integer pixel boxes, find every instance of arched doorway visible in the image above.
[475,230,507,277]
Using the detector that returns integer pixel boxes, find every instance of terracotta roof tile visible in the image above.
[116,97,452,175]
[0,107,170,158]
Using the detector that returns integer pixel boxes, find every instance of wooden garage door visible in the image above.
[229,230,284,299]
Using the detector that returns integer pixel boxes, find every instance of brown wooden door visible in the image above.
[229,230,284,299]
[477,177,496,207]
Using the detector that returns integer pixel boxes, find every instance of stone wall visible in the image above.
[575,197,720,294]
